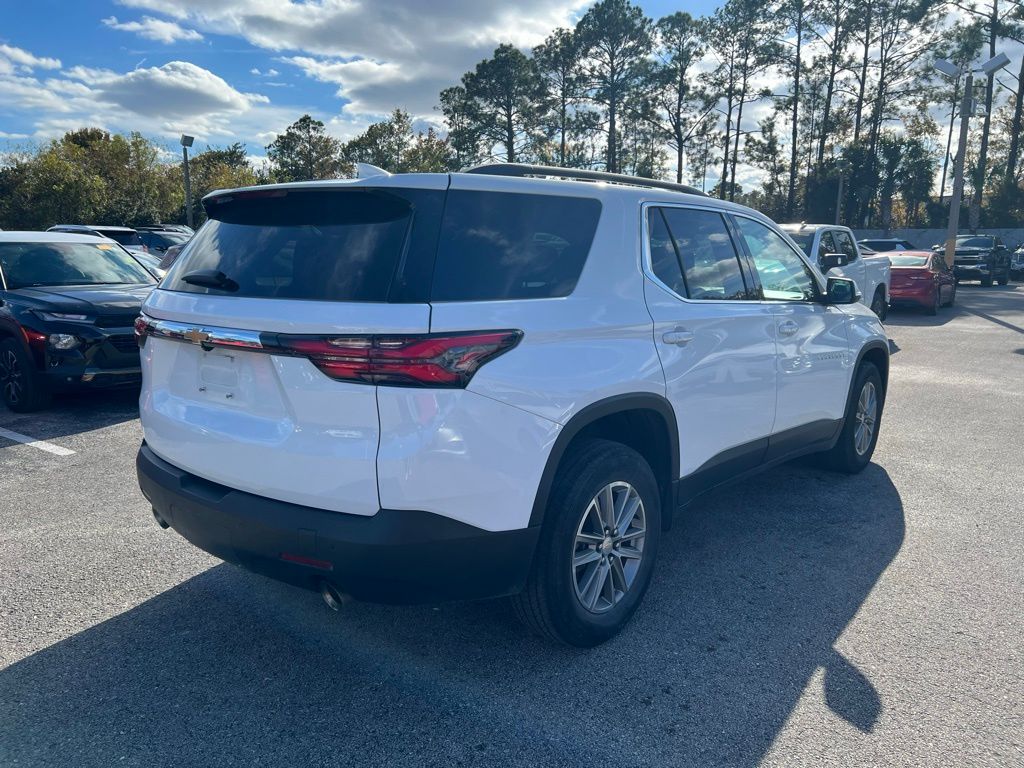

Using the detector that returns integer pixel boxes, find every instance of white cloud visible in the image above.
[116,0,590,121]
[0,44,61,74]
[1,52,295,147]
[250,67,280,77]
[102,16,204,44]
[66,60,268,118]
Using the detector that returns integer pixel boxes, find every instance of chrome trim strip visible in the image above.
[141,315,264,350]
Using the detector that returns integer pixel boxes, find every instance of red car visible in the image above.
[889,251,956,314]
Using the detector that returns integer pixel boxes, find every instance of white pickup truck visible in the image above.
[781,224,891,320]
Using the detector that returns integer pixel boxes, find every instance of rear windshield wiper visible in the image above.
[181,269,239,292]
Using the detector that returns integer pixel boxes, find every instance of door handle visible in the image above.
[777,320,799,337]
[662,328,695,346]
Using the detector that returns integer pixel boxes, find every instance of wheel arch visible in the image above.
[529,393,680,531]
[857,341,889,395]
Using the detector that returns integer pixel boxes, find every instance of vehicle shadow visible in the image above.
[0,387,139,438]
[0,463,905,767]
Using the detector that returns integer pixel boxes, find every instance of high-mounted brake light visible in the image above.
[272,331,523,387]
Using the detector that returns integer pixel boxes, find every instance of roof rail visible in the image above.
[464,163,707,197]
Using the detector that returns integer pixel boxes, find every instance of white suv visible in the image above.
[135,164,889,647]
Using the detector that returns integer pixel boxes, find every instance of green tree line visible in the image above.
[2,0,1023,231]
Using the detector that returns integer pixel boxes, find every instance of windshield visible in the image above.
[786,232,814,257]
[956,236,994,248]
[0,241,155,288]
[890,254,930,267]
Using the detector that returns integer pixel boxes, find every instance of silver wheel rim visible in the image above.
[571,481,646,614]
[854,381,877,456]
[0,349,22,405]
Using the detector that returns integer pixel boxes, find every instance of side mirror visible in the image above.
[819,252,850,271]
[824,276,860,305]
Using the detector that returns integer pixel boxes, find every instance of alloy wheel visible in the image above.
[0,349,24,406]
[854,381,877,456]
[571,481,646,613]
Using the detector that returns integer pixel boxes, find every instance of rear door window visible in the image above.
[165,188,443,302]
[430,191,601,301]
[647,208,688,296]
[659,207,749,300]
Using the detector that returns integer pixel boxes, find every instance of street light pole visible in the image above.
[180,134,195,229]
[934,53,1009,268]
[944,72,972,269]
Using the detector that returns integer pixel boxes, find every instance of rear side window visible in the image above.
[431,191,601,301]
[833,230,858,260]
[660,207,748,300]
[165,189,436,302]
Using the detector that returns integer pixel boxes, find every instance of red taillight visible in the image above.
[134,315,151,347]
[273,330,522,387]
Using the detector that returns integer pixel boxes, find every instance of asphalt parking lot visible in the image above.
[1,286,1022,767]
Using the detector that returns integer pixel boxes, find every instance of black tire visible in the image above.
[997,267,1009,286]
[0,338,50,412]
[822,363,883,474]
[981,274,993,286]
[946,283,957,307]
[512,439,661,647]
[926,287,939,316]
[870,289,888,322]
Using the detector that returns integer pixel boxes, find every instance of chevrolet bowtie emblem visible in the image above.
[183,328,211,345]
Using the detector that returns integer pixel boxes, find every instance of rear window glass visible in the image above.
[165,189,417,302]
[144,232,189,248]
[431,191,601,301]
[787,231,814,257]
[98,229,143,247]
[890,254,930,267]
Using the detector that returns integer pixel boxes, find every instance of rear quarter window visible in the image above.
[430,190,601,301]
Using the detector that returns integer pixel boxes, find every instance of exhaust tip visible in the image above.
[151,507,170,529]
[320,581,351,612]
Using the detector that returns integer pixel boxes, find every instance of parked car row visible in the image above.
[47,223,192,280]
[823,232,1019,316]
[0,222,193,411]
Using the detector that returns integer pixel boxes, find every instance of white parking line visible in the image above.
[0,426,76,456]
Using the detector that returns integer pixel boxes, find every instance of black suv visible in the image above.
[0,233,156,411]
[939,235,1012,286]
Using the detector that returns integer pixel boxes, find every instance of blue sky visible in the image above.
[0,0,722,160]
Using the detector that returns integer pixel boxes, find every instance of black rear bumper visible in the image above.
[137,444,540,604]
